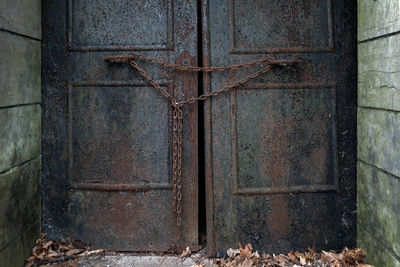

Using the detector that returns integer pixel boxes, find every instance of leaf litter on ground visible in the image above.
[26,234,374,267]
[201,243,374,267]
[25,233,104,267]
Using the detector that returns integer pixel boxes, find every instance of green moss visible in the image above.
[0,31,41,108]
[0,158,41,251]
[357,161,400,266]
[0,221,40,267]
[0,105,41,173]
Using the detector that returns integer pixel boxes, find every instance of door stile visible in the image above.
[201,0,216,257]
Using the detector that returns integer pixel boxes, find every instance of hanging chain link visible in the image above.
[172,105,183,231]
[105,52,299,241]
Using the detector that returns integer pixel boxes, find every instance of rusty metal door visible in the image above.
[42,0,198,250]
[203,0,357,255]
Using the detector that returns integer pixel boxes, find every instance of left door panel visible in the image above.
[42,0,198,251]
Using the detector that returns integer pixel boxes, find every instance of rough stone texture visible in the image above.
[0,221,40,267]
[0,158,41,251]
[358,1,400,266]
[0,1,42,266]
[0,0,41,39]
[357,161,400,263]
[0,31,41,108]
[358,34,400,111]
[0,105,41,173]
[69,254,214,267]
[357,108,400,178]
[358,226,400,267]
[358,0,400,42]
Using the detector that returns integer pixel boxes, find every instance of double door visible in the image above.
[42,0,356,255]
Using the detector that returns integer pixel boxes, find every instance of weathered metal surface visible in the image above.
[42,0,198,250]
[204,0,357,255]
[229,0,333,53]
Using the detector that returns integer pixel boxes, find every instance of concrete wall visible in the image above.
[0,0,42,266]
[358,1,400,266]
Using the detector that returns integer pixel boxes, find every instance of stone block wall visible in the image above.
[358,1,400,266]
[0,0,42,266]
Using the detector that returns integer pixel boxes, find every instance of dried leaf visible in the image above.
[180,247,191,258]
[42,240,53,249]
[322,250,342,262]
[343,247,366,264]
[261,252,270,259]
[47,249,62,258]
[58,244,71,252]
[239,258,254,267]
[275,254,291,265]
[299,256,306,265]
[250,251,259,259]
[79,249,105,257]
[288,251,298,262]
[65,249,83,256]
[239,243,253,258]
[227,248,240,257]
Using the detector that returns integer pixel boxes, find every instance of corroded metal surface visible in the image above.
[42,0,198,250]
[204,0,357,255]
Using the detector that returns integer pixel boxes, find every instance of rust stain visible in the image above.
[258,101,291,240]
[266,195,291,240]
[259,104,290,187]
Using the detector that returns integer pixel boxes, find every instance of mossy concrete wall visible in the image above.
[358,1,400,266]
[0,0,42,266]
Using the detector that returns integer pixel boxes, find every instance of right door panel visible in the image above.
[204,0,357,254]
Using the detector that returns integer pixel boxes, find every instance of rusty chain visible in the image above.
[106,51,296,72]
[105,52,299,241]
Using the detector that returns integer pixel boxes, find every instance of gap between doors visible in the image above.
[197,0,207,248]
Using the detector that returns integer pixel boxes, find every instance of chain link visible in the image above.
[106,51,297,72]
[105,52,299,241]
[172,105,183,232]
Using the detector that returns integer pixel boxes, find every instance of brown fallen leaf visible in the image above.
[288,251,298,262]
[275,254,291,265]
[47,249,62,258]
[79,249,105,257]
[239,243,253,258]
[249,250,259,260]
[42,241,53,249]
[343,247,366,264]
[238,258,254,267]
[180,246,191,258]
[215,244,374,267]
[321,250,342,262]
[65,248,83,256]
